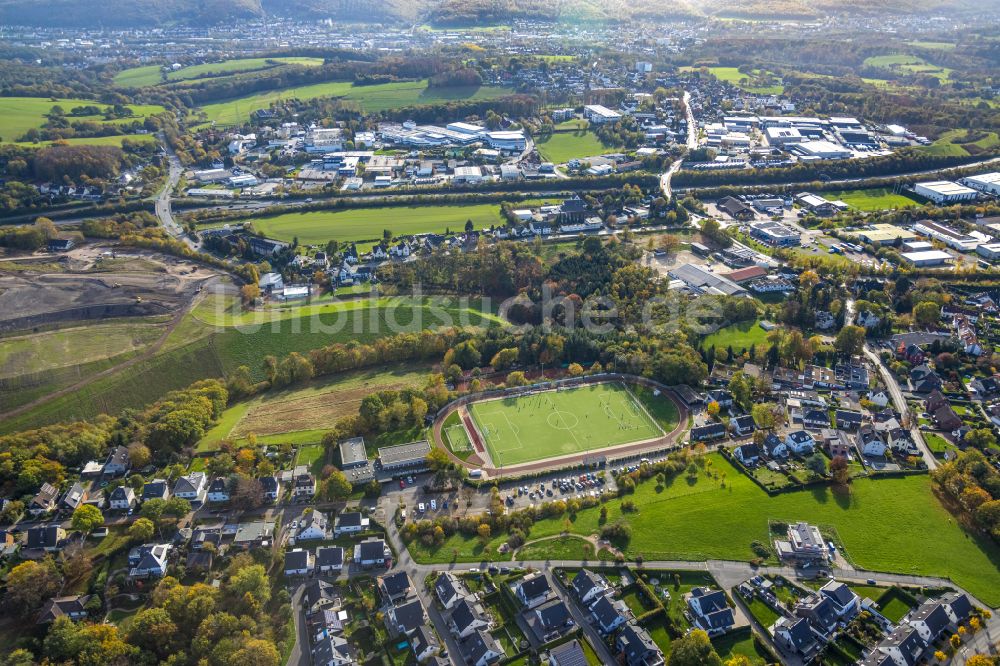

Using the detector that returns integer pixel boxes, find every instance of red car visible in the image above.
[399,479,405,489]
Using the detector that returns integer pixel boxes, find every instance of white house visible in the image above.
[206,477,230,503]
[333,511,369,536]
[435,572,469,610]
[172,472,207,503]
[784,430,816,454]
[515,573,552,609]
[571,569,608,606]
[450,598,490,639]
[294,512,329,542]
[866,390,890,408]
[108,486,137,511]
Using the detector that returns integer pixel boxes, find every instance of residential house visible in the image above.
[707,389,735,408]
[354,538,390,568]
[802,408,831,429]
[822,429,852,459]
[172,473,207,503]
[909,601,952,644]
[762,433,789,459]
[910,364,942,393]
[302,579,340,614]
[411,625,439,663]
[616,622,664,666]
[206,477,230,503]
[970,376,1000,400]
[102,446,130,477]
[108,486,137,511]
[867,625,924,666]
[316,546,345,574]
[379,571,413,605]
[435,572,469,610]
[733,443,761,466]
[691,423,727,442]
[775,522,826,563]
[835,409,863,431]
[784,430,816,455]
[260,476,281,503]
[819,580,860,620]
[386,598,426,637]
[37,595,93,624]
[128,543,170,579]
[858,424,887,457]
[29,483,59,515]
[284,548,314,577]
[589,594,630,635]
[730,415,756,438]
[549,640,589,666]
[795,594,840,637]
[59,482,87,514]
[26,524,66,552]
[293,467,317,501]
[774,616,821,660]
[533,600,574,641]
[687,588,735,637]
[295,511,329,542]
[450,597,491,639]
[461,629,503,666]
[233,521,272,550]
[932,403,963,432]
[515,573,553,609]
[333,511,369,536]
[312,633,353,666]
[141,479,170,503]
[867,390,891,408]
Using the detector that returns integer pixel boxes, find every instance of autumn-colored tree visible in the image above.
[706,401,721,419]
[6,559,63,616]
[241,283,261,307]
[830,455,851,486]
[129,517,155,542]
[70,504,104,533]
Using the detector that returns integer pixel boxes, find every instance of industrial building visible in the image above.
[667,263,747,297]
[913,181,978,204]
[912,219,981,252]
[748,220,801,247]
[765,126,802,147]
[854,223,917,244]
[901,250,952,267]
[794,140,853,160]
[583,105,623,124]
[962,172,1000,196]
[976,243,1000,260]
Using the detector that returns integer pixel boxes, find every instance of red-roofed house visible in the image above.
[724,266,768,283]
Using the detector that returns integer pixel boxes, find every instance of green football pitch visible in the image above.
[467,382,664,467]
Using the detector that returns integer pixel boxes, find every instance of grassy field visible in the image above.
[823,188,920,211]
[918,129,1000,157]
[516,536,596,561]
[114,57,327,88]
[4,291,499,433]
[0,97,165,145]
[196,80,512,126]
[407,453,1000,606]
[681,66,784,95]
[535,130,614,163]
[863,54,952,82]
[243,201,551,246]
[196,363,432,450]
[467,382,663,467]
[712,628,770,665]
[0,320,166,378]
[13,133,158,148]
[700,320,772,353]
[908,41,957,50]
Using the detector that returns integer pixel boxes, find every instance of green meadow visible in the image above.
[196,79,512,126]
[0,97,165,145]
[114,57,326,88]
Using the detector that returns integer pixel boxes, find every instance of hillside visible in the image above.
[0,0,995,27]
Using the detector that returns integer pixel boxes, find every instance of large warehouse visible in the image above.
[962,172,1000,196]
[912,219,981,252]
[914,180,978,204]
[901,250,952,267]
[795,140,853,160]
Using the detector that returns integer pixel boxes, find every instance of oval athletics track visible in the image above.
[431,375,690,476]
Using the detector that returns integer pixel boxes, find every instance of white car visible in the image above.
[418,502,425,513]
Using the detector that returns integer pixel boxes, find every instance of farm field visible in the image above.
[535,130,615,163]
[196,363,432,450]
[243,201,553,246]
[823,187,920,211]
[114,57,326,88]
[0,97,165,145]
[467,382,664,467]
[700,319,772,354]
[407,453,1000,606]
[196,79,512,126]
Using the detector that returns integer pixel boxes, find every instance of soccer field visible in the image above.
[467,383,664,467]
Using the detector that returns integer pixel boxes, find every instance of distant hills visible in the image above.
[0,0,994,28]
